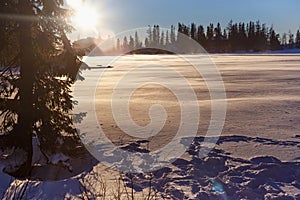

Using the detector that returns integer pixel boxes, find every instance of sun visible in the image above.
[73,6,99,30]
[67,0,99,31]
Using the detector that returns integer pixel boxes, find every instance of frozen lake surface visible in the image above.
[78,54,300,162]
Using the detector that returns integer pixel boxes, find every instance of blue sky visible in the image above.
[70,0,300,39]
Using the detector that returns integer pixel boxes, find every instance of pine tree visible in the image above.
[228,22,239,51]
[160,31,165,46]
[165,30,170,45]
[191,23,197,41]
[282,33,287,46]
[255,21,261,38]
[145,38,149,48]
[223,29,228,40]
[116,38,121,50]
[146,25,153,46]
[177,23,183,44]
[213,23,223,51]
[288,30,294,48]
[296,29,300,48]
[261,23,268,50]
[247,21,256,50]
[0,0,81,177]
[206,23,214,40]
[183,24,190,37]
[170,25,176,44]
[206,23,214,51]
[269,26,281,50]
[196,25,206,46]
[122,36,129,50]
[129,35,134,50]
[153,25,160,46]
[252,21,268,51]
[214,23,222,40]
[134,31,141,49]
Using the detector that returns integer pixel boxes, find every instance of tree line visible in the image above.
[116,21,300,53]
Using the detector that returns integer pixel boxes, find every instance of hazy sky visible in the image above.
[69,0,300,39]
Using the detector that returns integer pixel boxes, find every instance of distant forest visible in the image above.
[113,21,300,53]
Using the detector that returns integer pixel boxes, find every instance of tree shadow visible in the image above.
[120,135,300,199]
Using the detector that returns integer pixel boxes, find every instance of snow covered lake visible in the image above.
[77,54,300,162]
[1,54,300,199]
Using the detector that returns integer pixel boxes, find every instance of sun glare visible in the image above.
[73,6,98,29]
[67,0,99,31]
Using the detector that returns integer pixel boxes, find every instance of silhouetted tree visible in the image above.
[146,25,153,46]
[116,38,121,50]
[177,23,193,52]
[214,23,222,40]
[247,21,256,50]
[183,24,190,37]
[251,21,268,51]
[122,36,129,50]
[145,38,150,48]
[238,23,247,50]
[296,29,300,48]
[129,35,134,50]
[165,30,170,45]
[288,30,294,48]
[213,22,223,51]
[134,31,142,49]
[228,21,238,51]
[269,26,281,50]
[223,29,228,40]
[206,23,214,40]
[191,23,197,41]
[170,25,176,44]
[260,23,268,50]
[196,25,206,47]
[144,38,149,48]
[282,33,287,46]
[206,23,214,50]
[177,23,184,44]
[152,25,159,46]
[160,31,165,46]
[0,0,81,177]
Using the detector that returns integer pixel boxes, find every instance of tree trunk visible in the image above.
[8,0,35,178]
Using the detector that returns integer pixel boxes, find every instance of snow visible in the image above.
[1,54,300,199]
[1,148,27,174]
[270,48,300,54]
[0,163,13,198]
[48,153,73,172]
